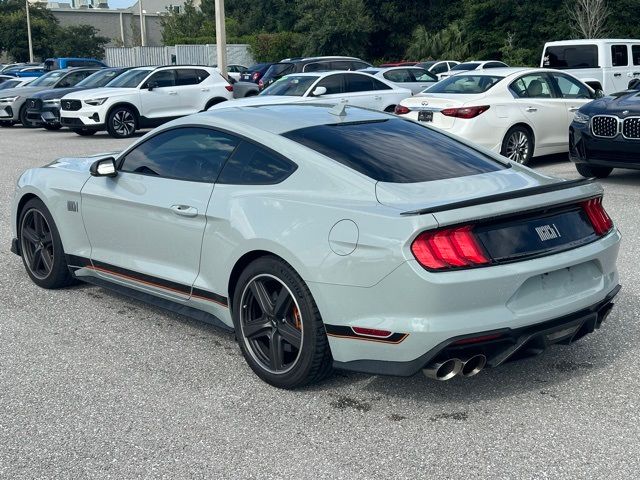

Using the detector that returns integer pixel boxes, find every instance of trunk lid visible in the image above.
[407,93,485,130]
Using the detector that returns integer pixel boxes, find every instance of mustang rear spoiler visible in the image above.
[400,178,596,216]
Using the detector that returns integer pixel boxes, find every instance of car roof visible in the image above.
[175,103,390,135]
[545,39,640,45]
[280,56,363,64]
[272,71,373,79]
[368,66,429,72]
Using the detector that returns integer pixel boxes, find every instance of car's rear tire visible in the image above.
[43,123,62,131]
[576,163,613,178]
[106,106,137,138]
[232,256,333,389]
[19,105,36,128]
[71,128,97,136]
[18,198,76,289]
[501,125,534,165]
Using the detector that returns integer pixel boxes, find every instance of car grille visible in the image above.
[622,117,640,139]
[60,117,84,126]
[26,98,42,111]
[591,116,619,138]
[61,100,82,111]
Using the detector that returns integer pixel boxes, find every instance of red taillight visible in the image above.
[394,105,410,115]
[252,72,260,81]
[411,225,490,271]
[352,327,392,338]
[440,105,490,119]
[258,79,264,89]
[582,197,613,236]
[225,85,233,92]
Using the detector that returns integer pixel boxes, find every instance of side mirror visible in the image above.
[311,86,327,97]
[90,157,117,177]
[147,81,158,91]
[595,89,605,98]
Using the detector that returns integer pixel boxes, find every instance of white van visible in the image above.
[541,39,640,93]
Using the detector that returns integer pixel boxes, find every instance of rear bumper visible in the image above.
[334,285,620,376]
[570,122,640,169]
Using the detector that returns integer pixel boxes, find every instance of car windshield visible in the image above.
[423,74,503,94]
[29,71,66,87]
[451,63,480,71]
[283,118,504,183]
[260,75,319,96]
[106,69,151,88]
[77,69,123,88]
[543,45,599,69]
[0,80,22,90]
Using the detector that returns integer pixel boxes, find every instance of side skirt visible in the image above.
[79,274,233,332]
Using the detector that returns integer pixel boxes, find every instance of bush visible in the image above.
[246,32,305,62]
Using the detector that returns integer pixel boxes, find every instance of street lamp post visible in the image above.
[215,0,227,79]
[25,0,34,62]
[138,0,146,47]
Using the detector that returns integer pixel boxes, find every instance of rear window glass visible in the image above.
[282,118,505,183]
[543,45,598,69]
[425,75,503,94]
[451,63,479,71]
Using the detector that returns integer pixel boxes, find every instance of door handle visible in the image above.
[170,205,198,217]
[374,95,382,100]
[614,73,622,77]
[168,91,178,95]
[568,106,580,112]
[525,107,538,112]
[200,88,210,92]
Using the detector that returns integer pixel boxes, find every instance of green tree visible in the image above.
[54,25,109,59]
[247,32,305,62]
[406,22,469,61]
[0,0,58,61]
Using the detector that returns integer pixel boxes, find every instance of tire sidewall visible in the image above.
[232,257,325,388]
[501,126,533,165]
[107,106,137,138]
[19,105,36,128]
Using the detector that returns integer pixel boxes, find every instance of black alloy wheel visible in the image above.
[107,106,137,138]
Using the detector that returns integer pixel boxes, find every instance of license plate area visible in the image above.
[418,111,433,122]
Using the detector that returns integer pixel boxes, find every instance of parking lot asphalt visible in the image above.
[1,126,640,479]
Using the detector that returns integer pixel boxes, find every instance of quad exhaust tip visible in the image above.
[423,354,487,381]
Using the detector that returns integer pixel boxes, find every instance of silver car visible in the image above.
[360,66,439,94]
[10,104,621,388]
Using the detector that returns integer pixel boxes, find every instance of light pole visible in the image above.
[214,0,227,79]
[25,0,34,62]
[138,0,146,47]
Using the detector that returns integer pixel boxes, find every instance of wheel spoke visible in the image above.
[41,231,53,247]
[243,316,272,339]
[22,226,39,244]
[268,331,285,371]
[273,286,292,319]
[278,322,301,349]
[33,213,44,235]
[40,249,53,272]
[250,280,274,316]
[29,247,42,272]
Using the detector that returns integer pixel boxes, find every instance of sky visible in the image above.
[108,0,137,8]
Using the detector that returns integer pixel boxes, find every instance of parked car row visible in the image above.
[0,58,107,78]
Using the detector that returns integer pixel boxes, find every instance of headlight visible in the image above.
[43,99,61,106]
[84,98,107,106]
[0,96,18,103]
[573,111,590,125]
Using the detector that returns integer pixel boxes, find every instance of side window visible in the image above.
[552,74,591,99]
[410,69,437,82]
[383,69,413,83]
[510,74,554,98]
[611,45,629,67]
[304,62,330,72]
[351,61,371,70]
[147,70,175,88]
[120,127,239,182]
[345,74,375,92]
[447,62,458,69]
[430,63,448,74]
[57,71,91,88]
[371,77,392,90]
[194,69,210,83]
[633,45,640,66]
[175,69,198,86]
[315,74,344,94]
[331,61,353,70]
[217,141,297,185]
[485,62,506,68]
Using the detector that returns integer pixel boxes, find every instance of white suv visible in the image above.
[60,66,234,138]
[542,39,640,94]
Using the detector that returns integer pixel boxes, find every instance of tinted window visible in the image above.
[345,74,375,92]
[431,62,448,74]
[426,75,503,94]
[331,61,355,70]
[543,45,598,69]
[552,73,591,99]
[56,70,94,88]
[175,69,198,85]
[371,78,392,90]
[283,118,504,183]
[351,61,371,70]
[217,141,297,185]
[485,62,507,68]
[410,69,438,82]
[108,69,151,88]
[77,69,124,88]
[120,127,239,182]
[611,45,629,67]
[147,70,175,88]
[510,73,554,98]
[303,62,331,72]
[633,46,640,66]
[451,62,480,71]
[264,63,294,78]
[383,69,413,83]
[315,74,344,94]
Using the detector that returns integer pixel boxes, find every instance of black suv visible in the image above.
[259,56,372,89]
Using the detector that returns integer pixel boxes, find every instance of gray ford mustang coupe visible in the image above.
[11,104,621,388]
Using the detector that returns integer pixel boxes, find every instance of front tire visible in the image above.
[232,256,333,389]
[106,106,137,138]
[18,198,75,289]
[19,105,36,128]
[576,163,613,178]
[501,126,534,165]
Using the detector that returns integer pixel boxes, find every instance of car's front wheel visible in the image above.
[576,163,613,178]
[501,126,534,165]
[232,256,333,389]
[106,106,137,138]
[19,105,36,128]
[18,198,76,289]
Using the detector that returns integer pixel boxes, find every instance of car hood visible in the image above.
[31,86,89,100]
[583,91,640,115]
[63,87,137,100]
[45,152,119,173]
[0,86,48,98]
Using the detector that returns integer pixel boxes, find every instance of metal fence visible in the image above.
[104,45,255,68]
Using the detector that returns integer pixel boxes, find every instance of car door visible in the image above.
[510,72,568,151]
[139,69,182,119]
[548,72,594,129]
[80,127,239,302]
[175,68,209,112]
[342,74,386,109]
[609,44,630,92]
[306,73,346,105]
